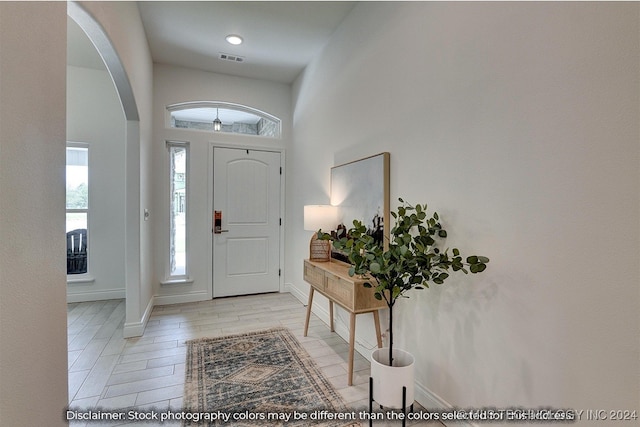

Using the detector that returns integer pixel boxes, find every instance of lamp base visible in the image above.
[309,233,331,262]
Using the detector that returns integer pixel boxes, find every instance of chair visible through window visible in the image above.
[67,228,87,274]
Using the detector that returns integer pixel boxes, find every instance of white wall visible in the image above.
[152,64,291,304]
[291,2,639,422]
[67,65,127,302]
[0,2,68,425]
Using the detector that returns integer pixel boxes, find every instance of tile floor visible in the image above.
[67,292,438,426]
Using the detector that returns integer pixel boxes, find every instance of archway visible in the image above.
[67,2,141,337]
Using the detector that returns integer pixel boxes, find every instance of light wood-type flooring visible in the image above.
[67,292,437,426]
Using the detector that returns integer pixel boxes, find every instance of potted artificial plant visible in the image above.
[320,198,489,408]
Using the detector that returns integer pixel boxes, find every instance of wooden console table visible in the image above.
[303,259,386,385]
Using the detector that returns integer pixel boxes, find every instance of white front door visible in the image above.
[212,147,281,297]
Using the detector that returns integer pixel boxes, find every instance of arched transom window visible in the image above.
[167,101,281,138]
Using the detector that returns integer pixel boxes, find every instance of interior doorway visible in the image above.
[68,1,142,338]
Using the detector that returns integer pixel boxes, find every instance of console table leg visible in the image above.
[348,312,356,386]
[373,310,383,348]
[303,287,314,337]
[329,301,334,332]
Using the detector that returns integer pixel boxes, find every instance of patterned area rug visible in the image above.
[183,327,359,426]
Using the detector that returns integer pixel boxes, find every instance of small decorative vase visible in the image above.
[371,347,415,409]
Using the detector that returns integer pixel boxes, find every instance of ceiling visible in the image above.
[68,2,357,84]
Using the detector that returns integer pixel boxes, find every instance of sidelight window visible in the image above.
[167,141,189,279]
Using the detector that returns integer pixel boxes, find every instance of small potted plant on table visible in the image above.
[320,198,489,409]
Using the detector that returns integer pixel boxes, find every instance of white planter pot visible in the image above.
[371,347,415,409]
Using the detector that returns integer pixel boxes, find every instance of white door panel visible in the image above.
[213,147,280,297]
[226,238,267,276]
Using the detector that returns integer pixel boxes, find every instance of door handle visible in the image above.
[213,210,228,234]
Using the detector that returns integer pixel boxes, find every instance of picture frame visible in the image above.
[330,152,390,259]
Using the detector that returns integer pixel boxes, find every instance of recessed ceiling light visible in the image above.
[225,34,243,45]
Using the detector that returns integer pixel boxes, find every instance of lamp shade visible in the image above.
[304,205,338,232]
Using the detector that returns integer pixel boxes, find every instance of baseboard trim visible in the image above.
[287,282,306,305]
[123,295,155,338]
[67,288,125,303]
[153,290,210,306]
[414,381,476,427]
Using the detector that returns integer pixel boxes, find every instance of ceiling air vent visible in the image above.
[219,53,244,63]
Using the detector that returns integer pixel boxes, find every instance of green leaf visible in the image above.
[453,248,460,257]
[477,256,490,263]
[433,212,439,220]
[370,262,381,274]
[467,255,478,264]
[438,230,447,238]
[374,293,382,301]
[392,286,402,299]
[472,263,487,273]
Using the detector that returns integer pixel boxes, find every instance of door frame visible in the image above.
[208,142,285,299]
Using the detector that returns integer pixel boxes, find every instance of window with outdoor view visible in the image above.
[66,144,89,275]
[167,102,281,138]
[168,141,188,278]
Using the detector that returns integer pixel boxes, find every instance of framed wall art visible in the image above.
[330,152,390,257]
